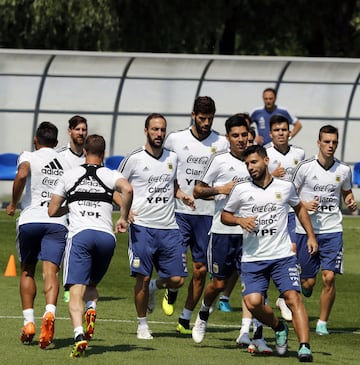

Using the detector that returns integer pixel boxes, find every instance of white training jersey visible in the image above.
[292,155,352,234]
[17,148,69,226]
[224,178,299,262]
[57,143,85,168]
[265,143,305,181]
[164,127,229,216]
[119,146,178,229]
[53,164,123,237]
[200,151,250,234]
[265,143,305,213]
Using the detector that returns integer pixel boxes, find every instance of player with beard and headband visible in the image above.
[191,115,272,354]
[164,97,229,334]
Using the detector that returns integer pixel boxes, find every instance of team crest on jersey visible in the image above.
[335,175,341,183]
[212,263,219,274]
[210,145,217,154]
[294,158,299,165]
[167,162,173,171]
[275,192,282,200]
[133,258,140,268]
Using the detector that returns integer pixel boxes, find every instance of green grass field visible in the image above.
[0,211,359,364]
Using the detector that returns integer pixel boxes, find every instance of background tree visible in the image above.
[0,0,359,57]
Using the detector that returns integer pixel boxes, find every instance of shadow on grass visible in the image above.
[88,343,155,355]
[98,296,127,302]
[50,337,156,355]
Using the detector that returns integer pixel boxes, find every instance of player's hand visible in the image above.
[272,163,285,178]
[307,237,318,256]
[180,193,196,210]
[115,218,128,233]
[238,216,257,232]
[127,209,136,224]
[219,180,236,195]
[345,198,357,212]
[6,203,16,216]
[305,196,319,212]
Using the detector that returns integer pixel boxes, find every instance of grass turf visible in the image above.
[0,211,359,364]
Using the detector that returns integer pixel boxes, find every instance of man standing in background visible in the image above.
[251,88,302,145]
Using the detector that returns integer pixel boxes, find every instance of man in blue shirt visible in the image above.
[250,88,302,145]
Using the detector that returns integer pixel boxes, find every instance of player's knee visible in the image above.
[169,276,185,288]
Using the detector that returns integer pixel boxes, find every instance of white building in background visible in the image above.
[0,49,360,165]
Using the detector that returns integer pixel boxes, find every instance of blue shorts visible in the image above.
[128,224,187,278]
[17,223,67,266]
[296,232,343,278]
[175,213,212,264]
[64,229,116,286]
[207,233,242,279]
[241,256,301,297]
[287,212,296,243]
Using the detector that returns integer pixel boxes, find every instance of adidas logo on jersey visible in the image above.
[41,159,64,176]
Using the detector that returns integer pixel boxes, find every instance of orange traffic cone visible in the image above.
[4,254,17,277]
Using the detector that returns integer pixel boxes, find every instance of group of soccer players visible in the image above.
[7,91,357,362]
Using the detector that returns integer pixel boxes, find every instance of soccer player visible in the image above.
[221,145,317,362]
[250,87,302,145]
[265,114,306,321]
[119,113,194,339]
[48,134,133,357]
[216,118,256,313]
[191,115,272,354]
[57,115,88,167]
[57,115,88,303]
[6,122,69,349]
[292,125,357,336]
[164,96,229,334]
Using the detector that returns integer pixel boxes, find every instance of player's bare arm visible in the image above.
[293,201,318,255]
[343,189,357,212]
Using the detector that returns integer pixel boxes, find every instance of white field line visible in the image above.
[0,315,359,334]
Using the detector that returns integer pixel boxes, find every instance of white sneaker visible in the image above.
[275,297,292,321]
[235,331,251,347]
[137,326,153,340]
[192,314,207,343]
[248,338,273,354]
[147,286,156,314]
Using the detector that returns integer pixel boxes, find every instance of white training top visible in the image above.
[292,155,352,234]
[224,178,299,262]
[265,143,305,181]
[119,147,179,229]
[200,150,250,234]
[53,164,124,237]
[17,148,69,226]
[57,143,85,168]
[164,127,229,216]
[265,143,305,213]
